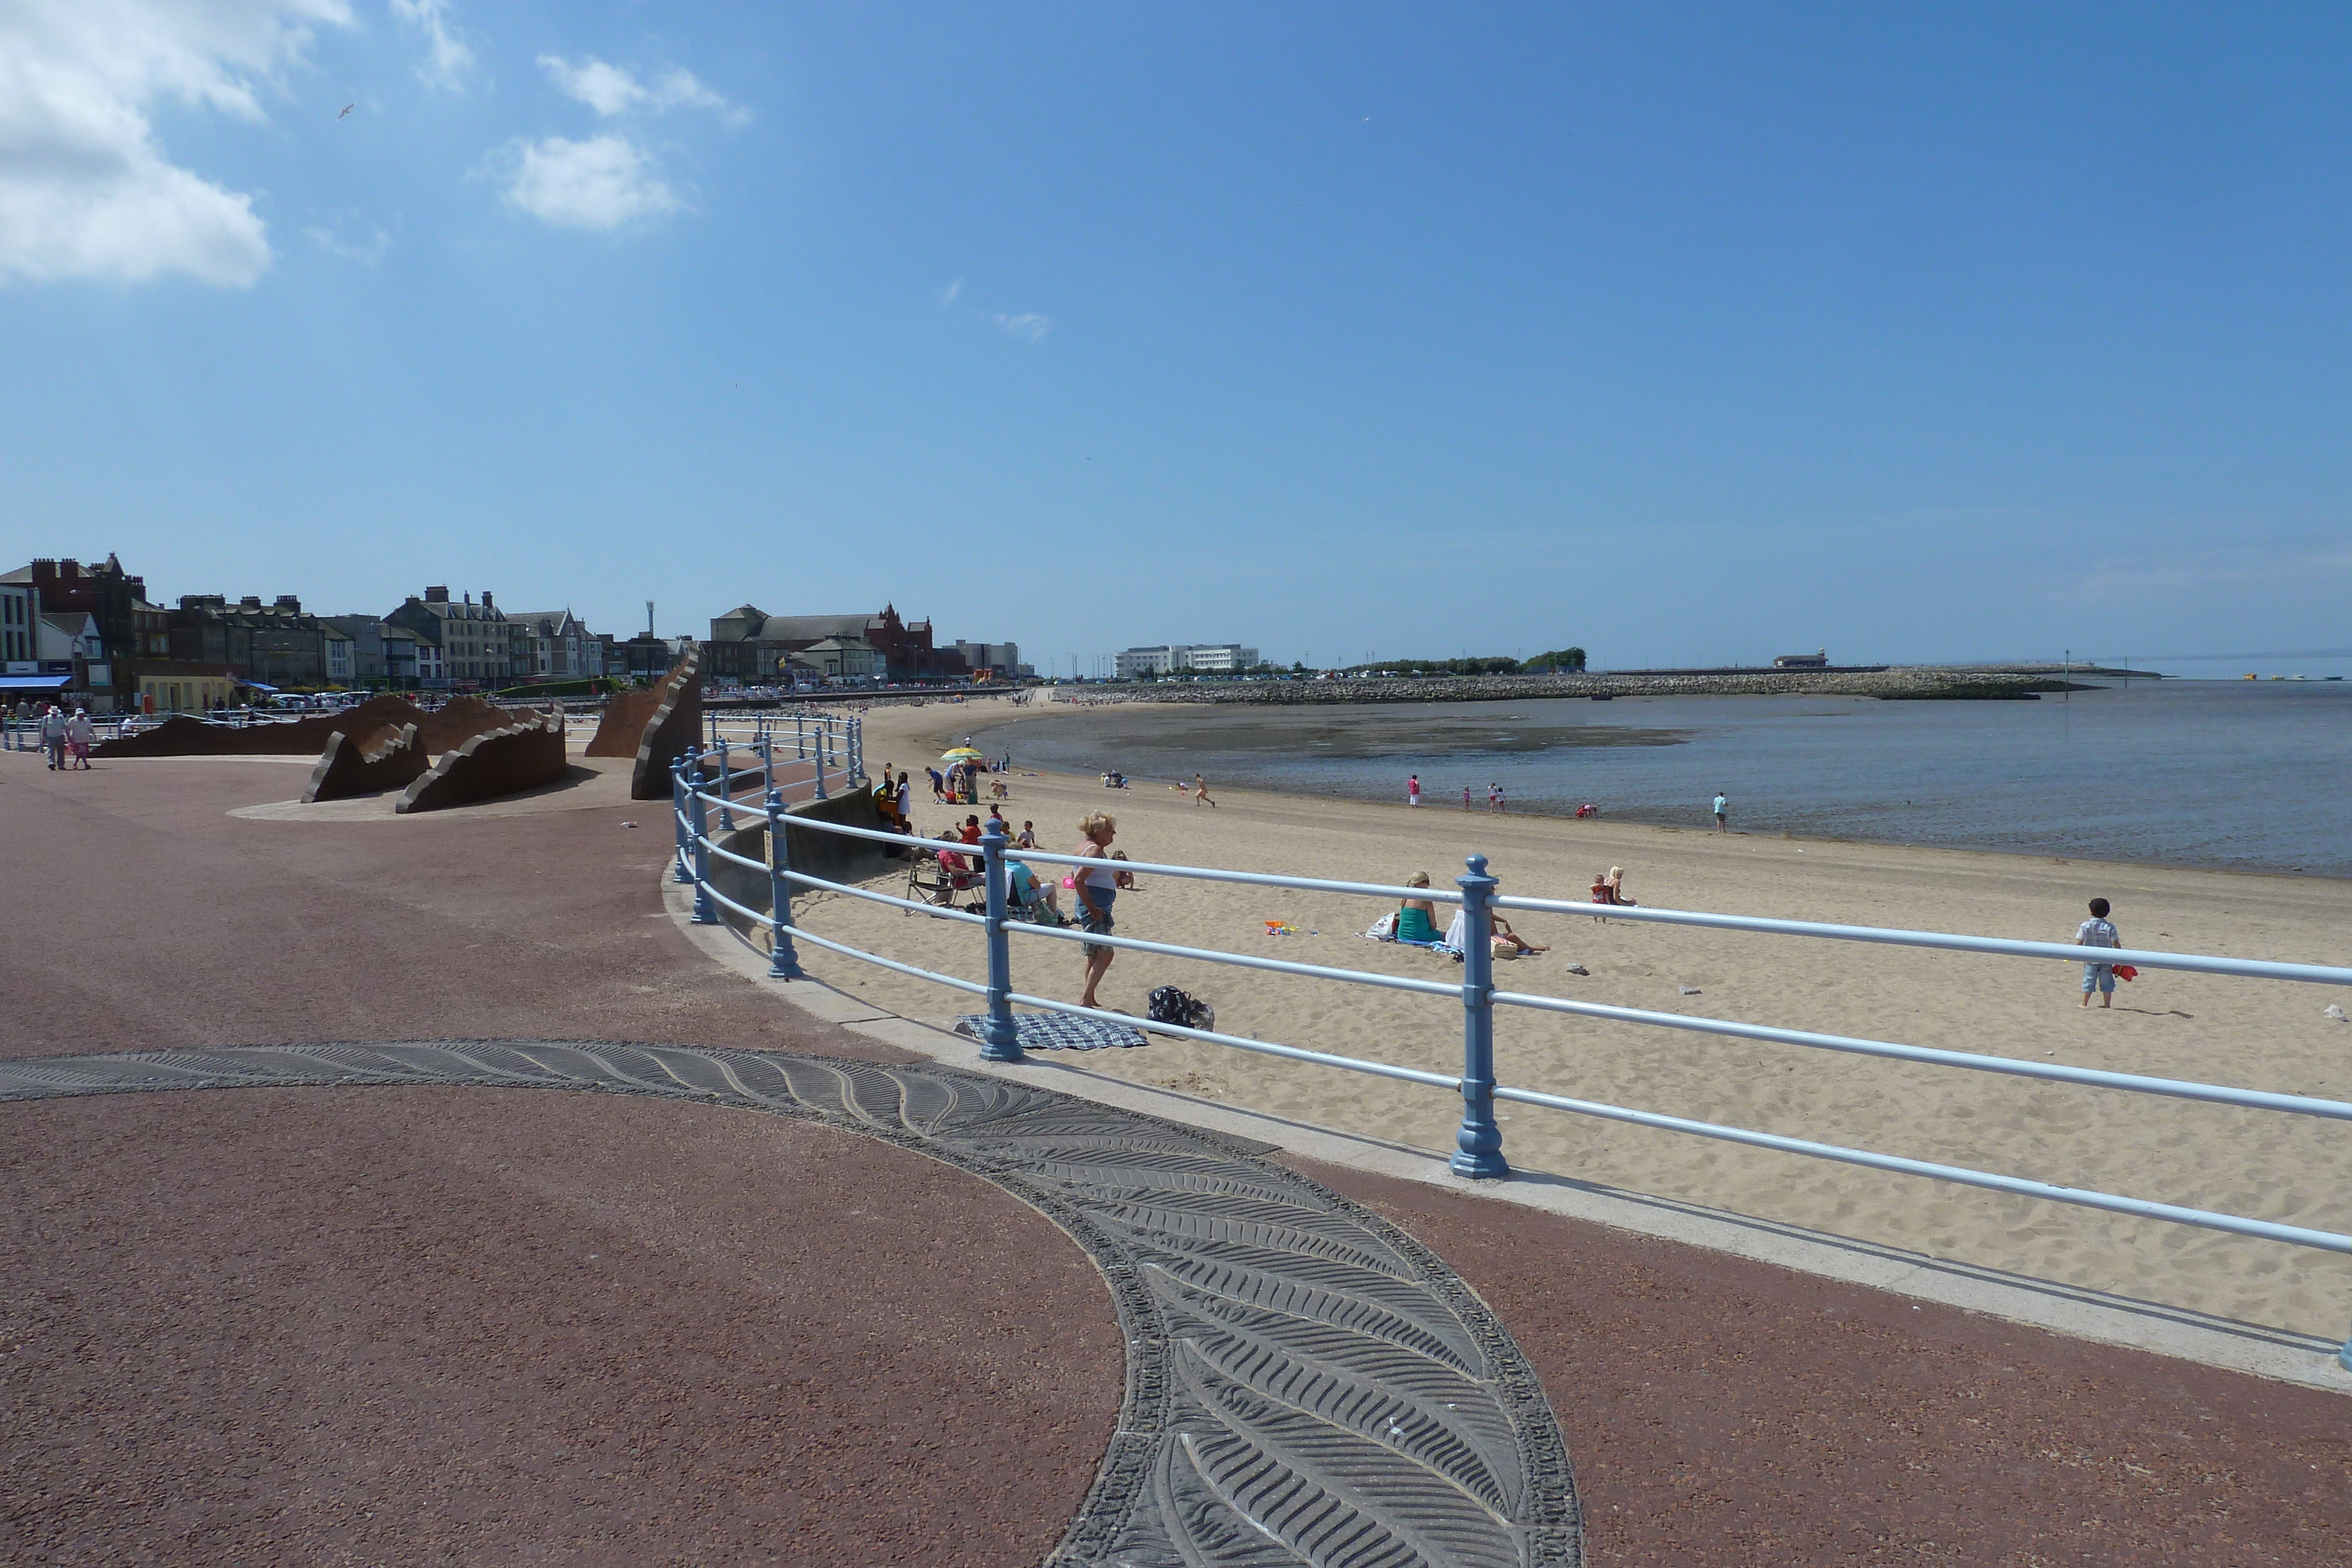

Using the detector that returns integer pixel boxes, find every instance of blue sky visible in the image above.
[4,3,2348,673]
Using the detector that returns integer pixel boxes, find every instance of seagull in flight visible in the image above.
[338,103,355,119]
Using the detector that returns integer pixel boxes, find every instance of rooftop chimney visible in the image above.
[275,594,301,613]
[425,586,449,603]
[240,596,263,610]
[481,591,493,609]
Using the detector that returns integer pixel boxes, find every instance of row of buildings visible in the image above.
[1,557,677,714]
[3,554,1033,714]
[703,604,1031,684]
[1112,643,1262,678]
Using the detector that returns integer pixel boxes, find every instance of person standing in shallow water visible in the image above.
[1712,790,1729,832]
[1407,774,1421,807]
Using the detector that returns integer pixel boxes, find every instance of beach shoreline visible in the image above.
[892,692,2352,884]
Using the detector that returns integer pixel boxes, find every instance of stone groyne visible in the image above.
[1054,668,2089,706]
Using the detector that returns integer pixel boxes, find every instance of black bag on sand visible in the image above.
[1146,985,1215,1032]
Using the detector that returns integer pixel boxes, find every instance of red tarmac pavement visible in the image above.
[4,753,2347,1565]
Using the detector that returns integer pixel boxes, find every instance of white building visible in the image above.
[1113,643,1259,678]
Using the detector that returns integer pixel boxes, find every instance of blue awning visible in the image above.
[0,674,71,691]
[235,677,279,691]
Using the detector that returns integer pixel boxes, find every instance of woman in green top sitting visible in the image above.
[1395,872,1439,944]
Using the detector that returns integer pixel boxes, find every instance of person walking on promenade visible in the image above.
[1074,813,1122,1009]
[1712,790,1729,833]
[2076,897,2121,1008]
[1193,772,1215,808]
[39,704,67,770]
[1408,774,1421,807]
[65,707,94,769]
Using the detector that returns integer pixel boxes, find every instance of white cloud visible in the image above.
[306,216,390,263]
[537,55,747,124]
[993,311,1051,342]
[934,278,961,306]
[389,0,472,90]
[497,135,680,229]
[0,0,350,288]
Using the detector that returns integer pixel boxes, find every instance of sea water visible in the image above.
[971,681,2352,877]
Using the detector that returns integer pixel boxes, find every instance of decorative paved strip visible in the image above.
[0,1042,1583,1567]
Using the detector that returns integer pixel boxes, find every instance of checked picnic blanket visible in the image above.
[954,1012,1150,1051]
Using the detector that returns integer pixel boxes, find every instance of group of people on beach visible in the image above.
[1397,771,1709,826]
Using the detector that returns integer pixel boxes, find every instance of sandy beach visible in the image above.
[730,695,2352,1339]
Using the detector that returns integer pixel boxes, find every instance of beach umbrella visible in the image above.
[941,746,985,762]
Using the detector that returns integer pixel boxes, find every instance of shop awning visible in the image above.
[0,674,71,691]
[234,677,279,691]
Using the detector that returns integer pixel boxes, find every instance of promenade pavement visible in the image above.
[4,751,2346,1565]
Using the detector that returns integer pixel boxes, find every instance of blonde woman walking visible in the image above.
[1074,813,1123,1008]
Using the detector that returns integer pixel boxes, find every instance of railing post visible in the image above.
[849,717,863,786]
[688,747,718,925]
[670,755,694,882]
[978,821,1024,1062]
[761,733,774,802]
[815,726,830,799]
[765,787,803,979]
[796,713,807,761]
[716,735,736,829]
[1450,853,1509,1179]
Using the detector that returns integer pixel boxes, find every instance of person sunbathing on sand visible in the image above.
[1492,917,1548,956]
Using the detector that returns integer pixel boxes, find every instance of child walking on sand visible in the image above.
[1193,772,1215,808]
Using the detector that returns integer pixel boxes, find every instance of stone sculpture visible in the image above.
[395,714,569,814]
[586,646,701,800]
[302,723,429,803]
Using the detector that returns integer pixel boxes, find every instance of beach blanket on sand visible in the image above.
[954,1013,1149,1051]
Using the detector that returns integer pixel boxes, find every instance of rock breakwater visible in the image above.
[1054,668,2082,706]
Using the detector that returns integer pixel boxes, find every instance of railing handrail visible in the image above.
[666,730,2352,1369]
[1488,986,2352,1120]
[700,795,1471,907]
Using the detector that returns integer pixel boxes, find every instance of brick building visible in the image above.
[169,595,335,689]
[704,604,967,683]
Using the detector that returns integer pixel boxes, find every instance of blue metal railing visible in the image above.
[670,737,2352,1369]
